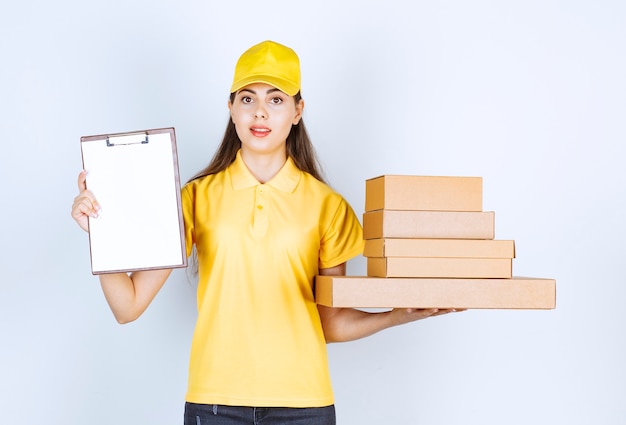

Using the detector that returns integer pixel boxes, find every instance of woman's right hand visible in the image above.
[71,170,101,232]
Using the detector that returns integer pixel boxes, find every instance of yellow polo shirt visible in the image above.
[181,150,364,407]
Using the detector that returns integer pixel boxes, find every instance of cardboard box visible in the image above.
[365,175,483,212]
[363,210,495,240]
[364,238,515,258]
[367,257,513,278]
[315,276,556,309]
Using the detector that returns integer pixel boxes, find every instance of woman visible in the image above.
[72,40,454,425]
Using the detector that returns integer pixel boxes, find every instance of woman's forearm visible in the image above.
[99,268,172,324]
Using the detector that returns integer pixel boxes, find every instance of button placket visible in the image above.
[252,185,268,238]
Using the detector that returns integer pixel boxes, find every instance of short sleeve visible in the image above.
[318,196,364,269]
[181,184,195,258]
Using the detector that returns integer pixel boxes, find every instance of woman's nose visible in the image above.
[254,106,267,119]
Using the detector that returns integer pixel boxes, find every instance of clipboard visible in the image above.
[80,127,187,274]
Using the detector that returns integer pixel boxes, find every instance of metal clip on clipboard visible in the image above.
[106,132,149,147]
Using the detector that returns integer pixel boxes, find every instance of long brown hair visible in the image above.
[188,92,326,184]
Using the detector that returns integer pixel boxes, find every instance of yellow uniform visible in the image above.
[181,150,364,407]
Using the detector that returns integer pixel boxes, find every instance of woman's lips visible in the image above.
[250,126,271,137]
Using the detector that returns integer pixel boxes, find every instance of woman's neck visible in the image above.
[240,148,287,183]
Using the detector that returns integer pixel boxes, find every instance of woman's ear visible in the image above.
[228,99,234,121]
[292,99,304,125]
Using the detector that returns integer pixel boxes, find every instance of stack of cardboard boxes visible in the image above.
[316,175,556,310]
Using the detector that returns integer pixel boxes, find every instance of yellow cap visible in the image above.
[230,40,301,96]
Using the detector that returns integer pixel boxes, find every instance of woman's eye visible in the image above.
[270,97,283,105]
[241,96,253,104]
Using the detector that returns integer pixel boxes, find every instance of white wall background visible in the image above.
[1,1,624,424]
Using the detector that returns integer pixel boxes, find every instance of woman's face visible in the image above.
[228,82,303,157]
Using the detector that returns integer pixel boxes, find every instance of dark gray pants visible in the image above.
[184,403,336,425]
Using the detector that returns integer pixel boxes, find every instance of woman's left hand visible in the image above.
[387,307,465,326]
